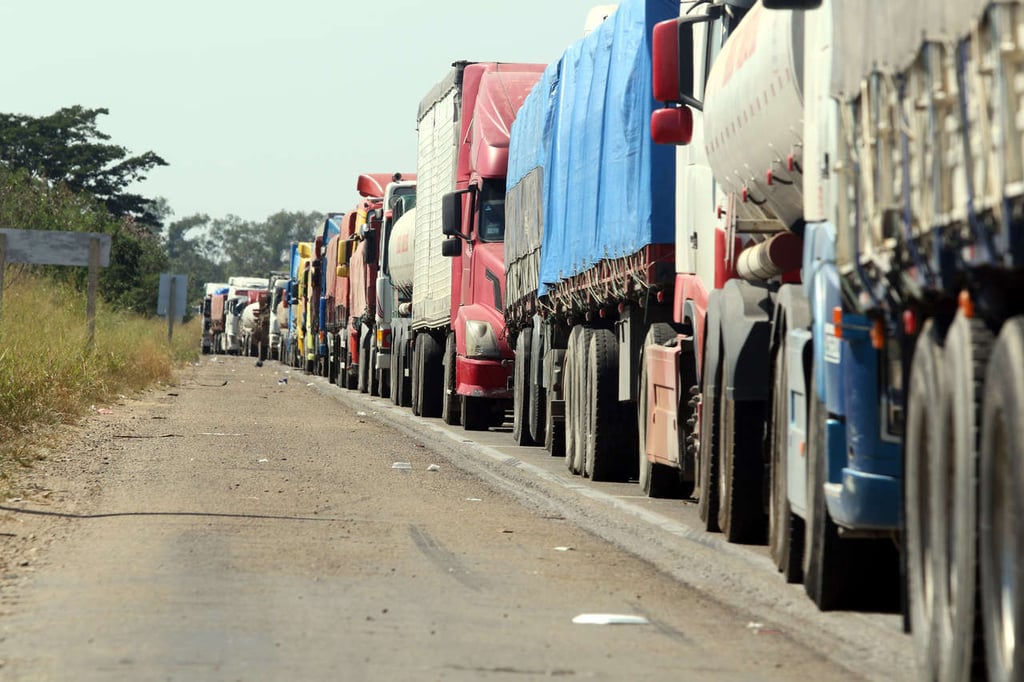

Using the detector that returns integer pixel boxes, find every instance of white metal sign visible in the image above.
[0,228,111,266]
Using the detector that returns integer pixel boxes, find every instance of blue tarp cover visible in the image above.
[506,0,676,298]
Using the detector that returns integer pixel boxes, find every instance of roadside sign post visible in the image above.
[0,233,7,329]
[87,236,100,350]
[157,273,188,343]
[0,229,112,348]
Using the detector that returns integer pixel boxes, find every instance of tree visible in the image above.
[163,213,226,304]
[208,210,321,276]
[0,164,170,316]
[0,106,168,229]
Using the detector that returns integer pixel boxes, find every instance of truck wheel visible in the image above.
[904,320,944,678]
[638,323,685,498]
[717,389,767,543]
[563,327,579,473]
[803,374,898,611]
[358,332,370,393]
[344,344,358,390]
[512,329,534,445]
[803,374,849,608]
[416,333,443,418]
[585,328,630,482]
[980,317,1024,682]
[369,344,380,396]
[769,326,804,581]
[442,334,461,426]
[544,387,565,457]
[377,362,390,400]
[697,348,722,531]
[327,337,338,385]
[461,395,487,431]
[411,337,423,415]
[933,312,992,680]
[393,340,409,407]
[565,326,589,475]
[528,320,546,445]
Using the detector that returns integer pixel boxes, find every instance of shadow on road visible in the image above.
[0,505,338,523]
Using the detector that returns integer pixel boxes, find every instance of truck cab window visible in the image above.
[478,179,505,242]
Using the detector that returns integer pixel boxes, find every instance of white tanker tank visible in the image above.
[703,3,806,231]
[387,206,416,313]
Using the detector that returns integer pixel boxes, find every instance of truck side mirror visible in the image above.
[651,16,706,110]
[441,191,463,237]
[441,238,461,258]
[762,0,821,8]
[651,106,694,146]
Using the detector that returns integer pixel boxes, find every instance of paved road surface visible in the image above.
[0,356,912,680]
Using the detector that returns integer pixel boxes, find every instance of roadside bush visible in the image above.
[0,273,198,485]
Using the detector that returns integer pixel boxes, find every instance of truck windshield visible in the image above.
[477,179,505,243]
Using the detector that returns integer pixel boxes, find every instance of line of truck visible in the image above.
[201,276,271,358]
[257,0,1024,677]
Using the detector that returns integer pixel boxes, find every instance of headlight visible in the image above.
[465,319,500,359]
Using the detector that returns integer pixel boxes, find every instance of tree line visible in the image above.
[0,106,320,314]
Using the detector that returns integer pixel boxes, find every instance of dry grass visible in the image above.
[0,272,199,492]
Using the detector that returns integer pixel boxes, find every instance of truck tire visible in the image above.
[343,345,358,390]
[461,396,488,431]
[393,339,411,408]
[768,327,804,582]
[376,364,389,400]
[442,334,461,426]
[803,373,898,611]
[328,336,339,385]
[411,336,422,416]
[933,312,992,681]
[544,387,564,458]
[638,323,685,498]
[391,339,401,405]
[565,326,590,475]
[980,317,1024,682]
[528,321,546,445]
[802,374,850,609]
[697,347,722,532]
[717,390,767,544]
[904,320,944,678]
[511,329,534,445]
[369,344,380,396]
[585,328,629,482]
[358,332,371,394]
[563,327,579,473]
[416,333,443,418]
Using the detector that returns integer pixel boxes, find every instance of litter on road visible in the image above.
[391,462,412,470]
[426,464,441,472]
[572,614,651,626]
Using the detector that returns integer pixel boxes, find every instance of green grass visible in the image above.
[0,271,199,492]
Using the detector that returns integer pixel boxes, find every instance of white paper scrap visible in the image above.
[572,614,650,625]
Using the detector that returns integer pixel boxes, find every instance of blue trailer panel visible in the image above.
[506,0,676,305]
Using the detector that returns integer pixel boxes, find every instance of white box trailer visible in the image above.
[411,66,462,331]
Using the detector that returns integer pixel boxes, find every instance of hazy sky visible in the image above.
[1,1,615,224]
